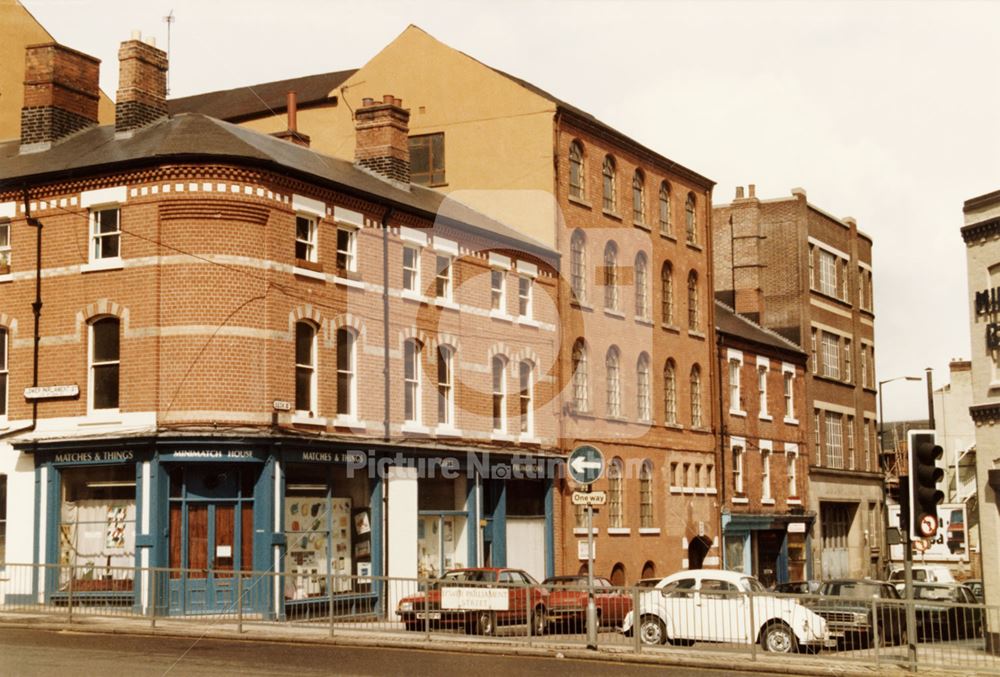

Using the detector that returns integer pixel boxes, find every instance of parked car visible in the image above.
[621,569,833,653]
[542,575,632,631]
[806,580,906,647]
[912,583,983,640]
[889,564,955,585]
[636,578,663,589]
[774,580,822,595]
[396,568,548,636]
[966,579,985,603]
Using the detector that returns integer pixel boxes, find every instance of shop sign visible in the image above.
[292,450,366,465]
[787,522,806,534]
[440,587,508,611]
[24,384,79,400]
[51,450,134,465]
[160,449,261,462]
[974,286,1000,349]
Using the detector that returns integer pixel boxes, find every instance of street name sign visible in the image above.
[567,445,604,485]
[24,385,79,400]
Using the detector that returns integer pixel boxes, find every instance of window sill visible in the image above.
[761,498,776,506]
[516,316,540,328]
[80,410,122,426]
[573,527,598,536]
[401,422,431,435]
[518,434,541,445]
[334,275,364,290]
[659,232,676,242]
[729,409,746,418]
[635,317,654,327]
[401,290,429,304]
[682,487,695,495]
[759,414,773,422]
[489,310,514,323]
[603,308,625,320]
[434,425,463,438]
[688,329,706,340]
[434,298,460,311]
[567,194,592,210]
[686,242,703,252]
[293,264,326,281]
[661,323,680,334]
[690,426,711,434]
[664,422,684,430]
[669,486,682,494]
[607,527,631,536]
[606,415,628,424]
[787,498,802,505]
[570,300,593,312]
[332,415,364,430]
[638,527,660,535]
[706,487,718,495]
[633,220,650,232]
[292,413,327,426]
[0,273,11,284]
[602,209,623,222]
[783,417,799,425]
[490,431,516,442]
[732,497,749,505]
[81,258,123,273]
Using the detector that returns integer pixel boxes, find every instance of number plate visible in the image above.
[416,612,442,620]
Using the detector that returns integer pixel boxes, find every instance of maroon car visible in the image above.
[396,568,549,636]
[543,575,633,631]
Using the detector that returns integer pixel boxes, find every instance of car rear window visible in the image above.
[441,570,496,583]
[914,586,959,601]
[821,582,881,598]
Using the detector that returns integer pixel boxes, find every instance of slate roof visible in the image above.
[714,300,806,358]
[167,70,356,121]
[0,113,556,261]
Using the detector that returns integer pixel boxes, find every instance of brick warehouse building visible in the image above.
[715,301,812,585]
[0,37,565,617]
[171,25,722,583]
[713,185,881,580]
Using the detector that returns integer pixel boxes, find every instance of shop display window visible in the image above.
[417,477,467,577]
[59,465,136,590]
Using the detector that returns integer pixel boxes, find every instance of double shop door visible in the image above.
[168,466,255,614]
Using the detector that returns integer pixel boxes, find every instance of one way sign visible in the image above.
[567,445,605,485]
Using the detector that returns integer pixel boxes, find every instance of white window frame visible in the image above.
[786,444,799,498]
[825,411,844,469]
[690,365,703,428]
[814,411,822,465]
[732,441,745,495]
[435,254,453,301]
[639,462,654,528]
[687,271,699,330]
[517,275,533,319]
[603,242,619,312]
[570,230,587,304]
[636,354,651,422]
[336,327,357,420]
[437,345,455,428]
[821,331,840,380]
[336,226,357,273]
[727,349,743,415]
[403,245,421,294]
[89,317,121,414]
[295,213,318,263]
[843,339,853,383]
[518,360,534,438]
[818,249,837,297]
[606,347,621,418]
[761,440,773,502]
[294,321,317,417]
[90,206,122,263]
[847,415,856,470]
[864,418,873,471]
[634,253,649,320]
[782,363,797,424]
[492,356,508,433]
[757,356,770,419]
[664,360,677,424]
[404,339,422,424]
[0,220,10,275]
[572,340,589,413]
[490,268,506,313]
[608,459,624,528]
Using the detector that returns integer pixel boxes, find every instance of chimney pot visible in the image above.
[355,94,411,184]
[131,29,141,40]
[791,187,807,199]
[748,184,756,198]
[362,97,373,106]
[20,42,101,149]
[735,186,745,199]
[271,90,311,147]
[115,37,168,134]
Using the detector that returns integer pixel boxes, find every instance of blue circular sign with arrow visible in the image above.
[568,445,605,486]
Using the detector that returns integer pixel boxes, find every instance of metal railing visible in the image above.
[0,563,998,674]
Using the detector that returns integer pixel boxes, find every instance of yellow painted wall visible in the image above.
[0,0,114,142]
[240,26,560,246]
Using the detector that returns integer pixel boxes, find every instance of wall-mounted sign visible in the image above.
[578,539,595,561]
[24,384,79,400]
[571,490,607,506]
[273,400,292,411]
[787,522,807,534]
[441,587,508,611]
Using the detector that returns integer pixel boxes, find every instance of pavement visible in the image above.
[0,609,989,677]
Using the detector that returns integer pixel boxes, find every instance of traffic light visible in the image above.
[908,430,944,540]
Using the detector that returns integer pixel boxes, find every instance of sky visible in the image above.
[21,0,1000,422]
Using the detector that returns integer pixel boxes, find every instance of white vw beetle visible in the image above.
[622,569,834,652]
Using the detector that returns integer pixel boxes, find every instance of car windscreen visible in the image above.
[440,570,496,583]
[821,582,881,598]
[741,577,765,593]
[914,586,960,601]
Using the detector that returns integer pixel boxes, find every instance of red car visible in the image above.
[543,575,633,631]
[396,568,549,636]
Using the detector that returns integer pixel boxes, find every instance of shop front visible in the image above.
[722,513,813,586]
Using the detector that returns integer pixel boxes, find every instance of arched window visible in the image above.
[404,338,422,423]
[572,339,589,412]
[604,241,619,311]
[664,359,677,424]
[570,229,587,304]
[90,317,120,411]
[606,346,621,418]
[608,458,624,528]
[295,321,316,415]
[602,155,617,212]
[634,252,649,319]
[519,360,533,436]
[437,344,454,426]
[569,141,585,200]
[640,461,654,528]
[685,192,697,244]
[637,353,651,421]
[687,270,699,330]
[492,355,508,433]
[659,181,671,236]
[690,364,703,428]
[641,561,656,580]
[336,327,357,418]
[610,562,626,587]
[632,169,645,224]
[661,261,674,325]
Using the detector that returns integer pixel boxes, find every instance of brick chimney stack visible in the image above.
[354,95,410,184]
[116,33,168,134]
[20,43,101,150]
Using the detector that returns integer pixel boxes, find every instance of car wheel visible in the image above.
[638,615,667,645]
[475,610,496,636]
[530,606,547,636]
[762,622,797,653]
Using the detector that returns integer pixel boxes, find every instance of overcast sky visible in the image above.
[23,0,1000,422]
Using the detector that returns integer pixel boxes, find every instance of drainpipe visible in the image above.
[0,188,42,440]
[381,206,394,442]
[716,331,727,563]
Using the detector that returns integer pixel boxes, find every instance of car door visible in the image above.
[499,570,523,624]
[659,577,698,640]
[697,578,745,642]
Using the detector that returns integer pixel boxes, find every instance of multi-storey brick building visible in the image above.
[0,37,563,616]
[715,301,811,586]
[713,185,881,580]
[171,24,721,584]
